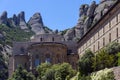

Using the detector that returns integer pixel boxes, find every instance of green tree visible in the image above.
[0,53,8,80]
[42,69,55,80]
[54,63,76,80]
[117,52,120,66]
[78,49,94,76]
[36,63,52,79]
[92,49,115,71]
[9,66,35,80]
[106,42,120,54]
[36,63,76,80]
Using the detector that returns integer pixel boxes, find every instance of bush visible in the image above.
[36,63,76,80]
[106,42,120,54]
[92,49,115,71]
[36,63,52,79]
[117,52,120,66]
[91,68,114,80]
[9,66,35,80]
[78,49,94,76]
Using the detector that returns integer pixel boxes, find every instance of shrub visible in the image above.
[9,66,35,80]
[78,49,94,76]
[117,52,120,66]
[106,42,120,54]
[92,49,115,71]
[91,68,114,80]
[36,63,76,80]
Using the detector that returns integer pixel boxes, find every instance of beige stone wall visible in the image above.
[78,1,120,56]
[14,55,29,70]
[28,43,68,69]
[31,34,65,42]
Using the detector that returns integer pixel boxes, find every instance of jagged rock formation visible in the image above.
[63,0,117,41]
[28,13,45,34]
[0,11,8,25]
[17,11,28,30]
[0,11,53,34]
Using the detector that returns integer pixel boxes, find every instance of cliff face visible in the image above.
[0,11,53,34]
[63,0,117,41]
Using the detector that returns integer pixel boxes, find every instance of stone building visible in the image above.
[9,33,78,77]
[78,0,120,56]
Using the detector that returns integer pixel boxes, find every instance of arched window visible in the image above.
[45,54,51,63]
[35,55,40,67]
[20,47,25,53]
[56,54,60,63]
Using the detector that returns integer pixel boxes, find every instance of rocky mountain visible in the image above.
[0,0,117,42]
[62,0,117,41]
[0,11,53,34]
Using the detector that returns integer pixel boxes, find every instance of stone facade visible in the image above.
[78,1,120,56]
[9,34,78,77]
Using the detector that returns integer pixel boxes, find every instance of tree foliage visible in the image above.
[78,49,94,76]
[92,49,115,71]
[9,66,35,80]
[106,42,120,54]
[0,25,34,46]
[36,63,76,80]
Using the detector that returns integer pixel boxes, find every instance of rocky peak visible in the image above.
[17,11,28,30]
[28,12,43,26]
[63,0,117,41]
[12,14,17,26]
[28,12,45,34]
[79,4,89,17]
[0,11,8,24]
[19,11,25,22]
[87,1,96,17]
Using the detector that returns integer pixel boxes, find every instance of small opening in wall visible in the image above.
[52,37,54,41]
[40,38,43,41]
[103,37,105,46]
[116,28,118,38]
[109,33,111,42]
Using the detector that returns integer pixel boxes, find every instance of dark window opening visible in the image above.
[103,37,105,46]
[45,54,51,63]
[67,50,72,54]
[98,41,100,50]
[52,37,54,41]
[40,38,43,41]
[35,54,40,67]
[109,33,111,42]
[116,28,119,38]
[20,47,25,53]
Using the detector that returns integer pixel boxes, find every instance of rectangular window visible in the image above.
[52,37,54,41]
[109,21,111,29]
[98,41,100,50]
[40,38,43,41]
[98,31,99,38]
[103,27,105,33]
[116,28,119,38]
[109,33,111,42]
[94,36,95,42]
[103,37,105,46]
[116,15,118,24]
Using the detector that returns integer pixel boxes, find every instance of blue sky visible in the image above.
[0,0,99,31]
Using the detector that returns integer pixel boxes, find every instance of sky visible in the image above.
[0,0,99,31]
